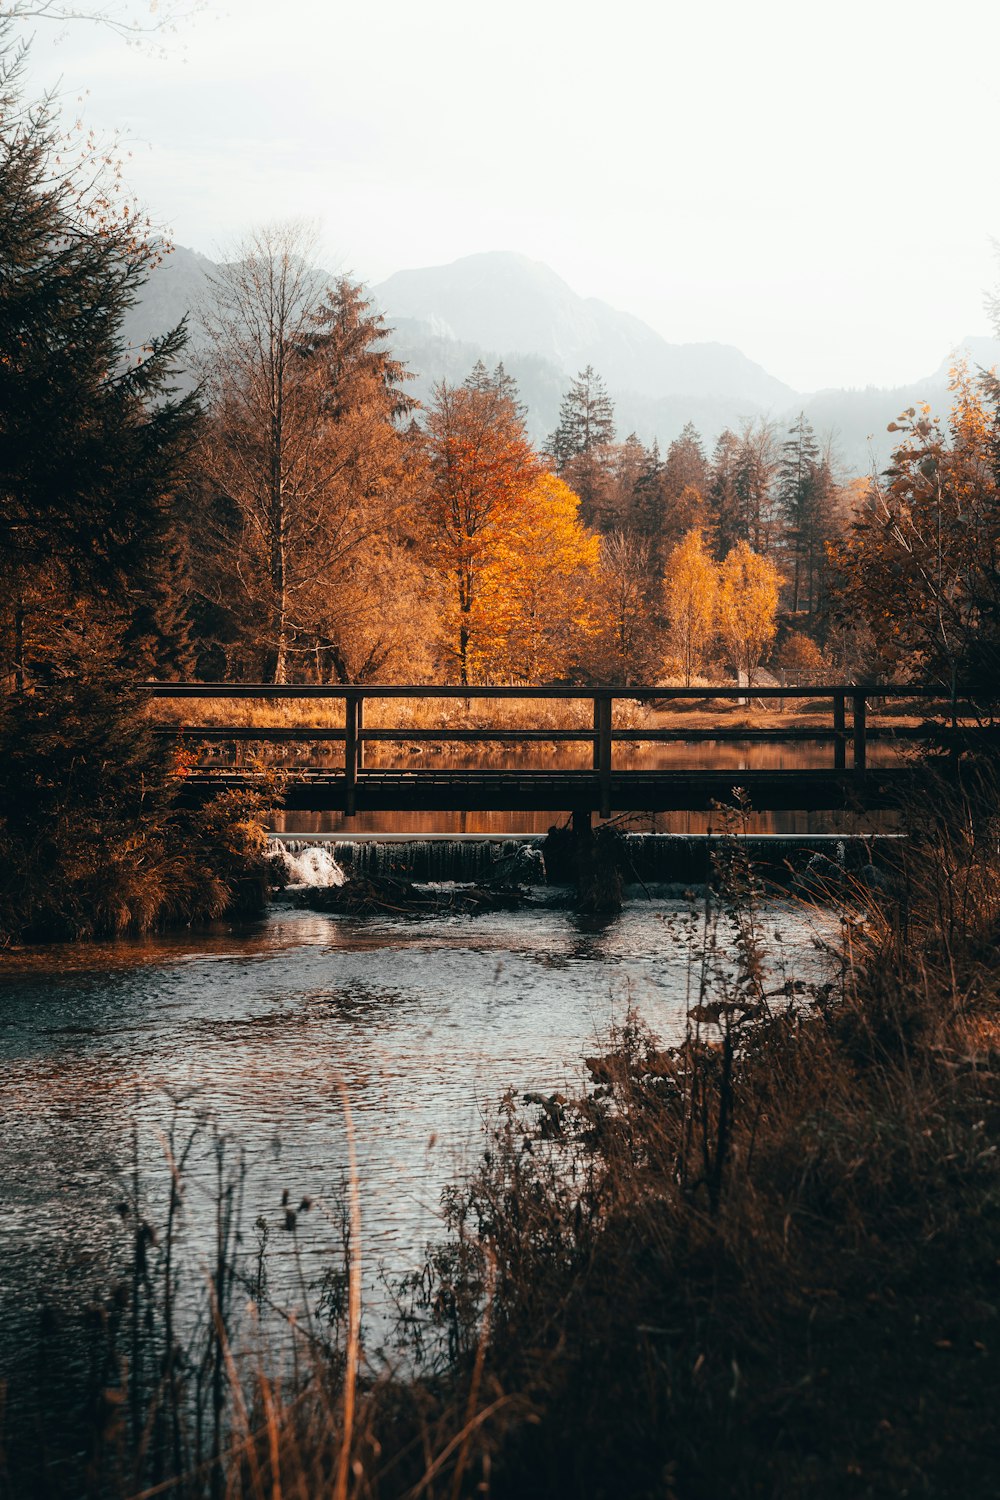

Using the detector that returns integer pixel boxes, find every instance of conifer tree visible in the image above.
[708,429,742,557]
[634,423,710,563]
[548,366,616,528]
[548,365,616,467]
[778,413,835,615]
[0,27,199,686]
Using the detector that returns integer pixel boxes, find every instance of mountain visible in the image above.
[801,335,1000,473]
[374,252,797,409]
[121,245,998,475]
[121,243,215,353]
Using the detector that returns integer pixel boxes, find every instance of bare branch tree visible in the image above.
[0,0,205,46]
[194,223,423,682]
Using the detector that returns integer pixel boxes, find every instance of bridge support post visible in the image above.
[852,692,867,773]
[345,691,361,816]
[596,694,613,820]
[833,693,846,771]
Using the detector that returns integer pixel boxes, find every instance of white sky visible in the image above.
[17,0,1000,392]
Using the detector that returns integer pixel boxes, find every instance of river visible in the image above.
[0,862,839,1419]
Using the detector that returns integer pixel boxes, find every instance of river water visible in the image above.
[0,867,838,1403]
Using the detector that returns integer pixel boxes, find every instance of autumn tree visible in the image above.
[195,233,418,682]
[472,473,600,682]
[829,370,1000,694]
[664,528,717,685]
[716,541,783,686]
[591,531,662,684]
[422,365,543,685]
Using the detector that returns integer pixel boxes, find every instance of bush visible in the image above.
[0,677,273,942]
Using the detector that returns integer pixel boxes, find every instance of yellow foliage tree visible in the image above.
[716,541,783,685]
[663,528,717,685]
[471,473,600,682]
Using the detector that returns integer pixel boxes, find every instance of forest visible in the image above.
[4,89,1000,705]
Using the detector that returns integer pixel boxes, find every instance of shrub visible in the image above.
[0,676,273,942]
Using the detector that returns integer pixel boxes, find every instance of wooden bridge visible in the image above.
[144,683,950,819]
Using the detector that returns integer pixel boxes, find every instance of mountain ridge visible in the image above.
[123,244,1000,474]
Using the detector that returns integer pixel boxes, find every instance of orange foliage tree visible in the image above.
[663,527,717,685]
[422,365,543,684]
[471,473,600,682]
[716,541,783,685]
[829,370,1000,691]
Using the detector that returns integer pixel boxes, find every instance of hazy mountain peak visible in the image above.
[124,244,999,474]
[373,252,802,412]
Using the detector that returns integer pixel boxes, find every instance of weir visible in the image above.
[270,831,903,885]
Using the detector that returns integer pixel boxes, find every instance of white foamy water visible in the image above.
[272,839,347,887]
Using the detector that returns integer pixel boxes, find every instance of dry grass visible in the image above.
[146,693,948,738]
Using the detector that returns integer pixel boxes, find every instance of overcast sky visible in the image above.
[18,0,1000,392]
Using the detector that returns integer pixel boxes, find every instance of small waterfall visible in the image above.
[616,833,898,885]
[270,835,546,884]
[270,840,347,888]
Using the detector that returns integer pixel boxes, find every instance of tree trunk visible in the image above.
[13,595,25,693]
[459,617,470,688]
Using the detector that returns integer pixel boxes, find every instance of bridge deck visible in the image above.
[177,766,913,814]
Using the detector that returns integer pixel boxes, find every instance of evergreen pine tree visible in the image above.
[0,29,200,685]
[778,413,832,614]
[634,423,710,564]
[708,429,743,556]
[548,365,616,469]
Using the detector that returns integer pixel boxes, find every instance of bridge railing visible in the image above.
[143,683,950,817]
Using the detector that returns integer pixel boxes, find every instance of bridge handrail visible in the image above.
[140,682,947,700]
[140,681,968,816]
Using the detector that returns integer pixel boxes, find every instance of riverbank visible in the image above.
[358,769,1000,1499]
